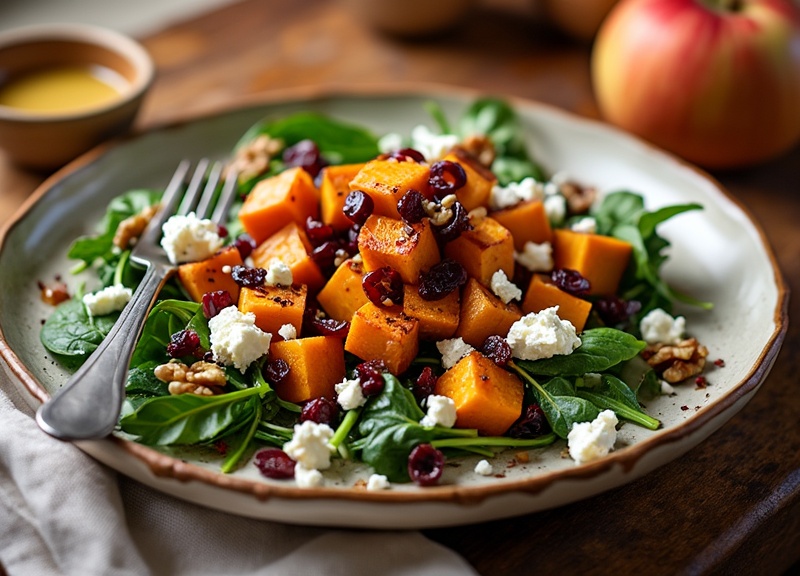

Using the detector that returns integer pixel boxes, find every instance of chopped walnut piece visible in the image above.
[226,134,284,183]
[560,181,597,215]
[155,359,227,396]
[642,338,709,383]
[113,204,159,250]
[459,135,496,168]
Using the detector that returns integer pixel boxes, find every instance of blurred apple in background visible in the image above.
[541,0,620,41]
[591,0,800,169]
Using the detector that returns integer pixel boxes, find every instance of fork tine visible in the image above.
[195,161,224,219]
[137,159,192,247]
[211,168,239,226]
[176,158,211,216]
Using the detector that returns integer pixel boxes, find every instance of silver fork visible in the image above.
[36,159,238,441]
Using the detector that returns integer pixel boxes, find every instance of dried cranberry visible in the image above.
[166,329,201,358]
[303,307,350,338]
[300,397,339,426]
[283,139,327,178]
[355,359,387,396]
[431,201,471,244]
[231,265,267,288]
[202,290,234,319]
[385,147,426,163]
[594,296,641,326]
[254,448,296,480]
[343,225,361,255]
[550,268,591,297]
[507,404,550,439]
[418,259,467,301]
[407,444,445,486]
[396,190,427,224]
[413,367,438,401]
[264,358,290,385]
[362,267,404,307]
[343,190,374,225]
[233,234,257,260]
[428,160,466,199]
[217,224,229,238]
[480,335,512,367]
[305,217,335,246]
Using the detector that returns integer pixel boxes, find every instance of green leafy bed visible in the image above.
[40,99,709,483]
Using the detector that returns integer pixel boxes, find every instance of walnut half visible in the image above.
[641,338,709,383]
[113,204,159,250]
[154,359,227,396]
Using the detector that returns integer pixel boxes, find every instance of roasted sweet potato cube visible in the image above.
[434,350,524,436]
[358,215,440,284]
[455,278,522,347]
[320,163,365,231]
[444,216,514,286]
[269,336,345,403]
[177,246,243,303]
[442,148,496,211]
[522,274,591,333]
[316,258,368,322]
[402,284,460,341]
[344,302,419,375]
[552,229,633,296]
[238,284,307,339]
[251,222,326,293]
[238,167,320,244]
[490,200,552,250]
[349,159,430,219]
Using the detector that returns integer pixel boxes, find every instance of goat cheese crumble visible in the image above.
[208,306,271,373]
[544,194,567,226]
[570,216,597,234]
[420,395,457,428]
[366,474,391,491]
[410,125,459,162]
[82,284,132,316]
[160,212,223,265]
[436,337,475,370]
[264,258,293,287]
[490,269,522,304]
[294,464,324,488]
[283,420,334,470]
[567,410,619,464]
[278,323,297,340]
[474,459,494,476]
[335,377,367,411]
[506,306,581,361]
[639,308,685,345]
[515,241,553,272]
[489,177,543,210]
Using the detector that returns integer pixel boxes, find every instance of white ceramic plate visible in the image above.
[0,87,787,528]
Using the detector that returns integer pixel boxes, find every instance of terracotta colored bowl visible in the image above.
[0,24,154,170]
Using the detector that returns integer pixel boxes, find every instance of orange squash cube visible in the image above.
[402,284,460,341]
[344,302,419,375]
[238,167,320,245]
[441,148,496,211]
[237,284,307,339]
[358,215,440,284]
[316,258,368,322]
[251,222,326,293]
[319,163,365,231]
[269,336,345,403]
[349,159,431,219]
[444,216,514,286]
[552,229,633,296]
[177,246,243,303]
[455,278,522,347]
[490,200,552,250]
[434,351,524,436]
[522,274,592,333]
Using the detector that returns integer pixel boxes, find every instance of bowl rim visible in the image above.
[0,23,155,123]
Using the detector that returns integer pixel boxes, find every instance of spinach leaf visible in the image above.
[613,355,662,400]
[516,328,645,376]
[40,298,119,362]
[130,299,201,366]
[126,360,170,397]
[577,375,660,430]
[221,400,262,473]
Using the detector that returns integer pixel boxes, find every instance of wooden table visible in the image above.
[2,1,798,573]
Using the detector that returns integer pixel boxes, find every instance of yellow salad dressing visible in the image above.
[0,65,127,114]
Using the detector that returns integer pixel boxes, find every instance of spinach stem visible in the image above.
[330,408,361,450]
[221,400,261,473]
[113,250,131,286]
[432,433,557,450]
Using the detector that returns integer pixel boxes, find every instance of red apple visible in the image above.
[591,0,800,168]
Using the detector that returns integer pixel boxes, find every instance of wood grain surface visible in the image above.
[1,1,798,574]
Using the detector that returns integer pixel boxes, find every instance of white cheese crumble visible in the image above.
[264,258,293,287]
[567,410,619,464]
[283,420,334,470]
[639,308,685,345]
[82,284,132,316]
[294,464,324,488]
[570,216,597,234]
[335,377,367,411]
[489,177,543,210]
[366,474,391,491]
[160,212,223,265]
[506,306,581,361]
[377,132,404,154]
[420,395,457,428]
[661,380,676,395]
[410,124,459,162]
[277,323,297,340]
[436,337,475,370]
[515,241,554,272]
[474,459,494,476]
[490,269,522,304]
[544,194,567,226]
[208,306,271,373]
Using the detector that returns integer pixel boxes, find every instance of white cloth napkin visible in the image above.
[0,365,477,576]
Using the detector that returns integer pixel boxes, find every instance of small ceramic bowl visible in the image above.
[0,24,154,171]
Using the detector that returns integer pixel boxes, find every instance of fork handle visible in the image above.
[36,264,171,440]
